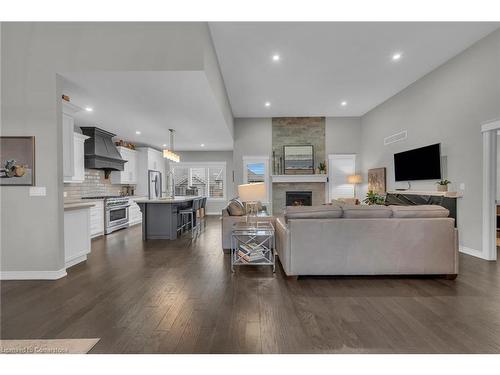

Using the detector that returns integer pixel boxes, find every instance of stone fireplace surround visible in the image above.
[273,182,325,214]
[271,117,327,214]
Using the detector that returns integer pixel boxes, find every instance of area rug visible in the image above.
[0,338,100,354]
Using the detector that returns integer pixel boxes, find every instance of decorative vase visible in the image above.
[437,184,448,192]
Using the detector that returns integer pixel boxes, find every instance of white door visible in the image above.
[328,154,356,201]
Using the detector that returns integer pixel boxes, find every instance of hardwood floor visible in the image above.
[2,216,500,353]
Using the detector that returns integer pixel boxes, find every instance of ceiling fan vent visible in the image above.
[384,130,407,146]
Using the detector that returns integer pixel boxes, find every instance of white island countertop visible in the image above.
[134,196,204,204]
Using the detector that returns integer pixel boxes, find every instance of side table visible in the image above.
[230,221,275,272]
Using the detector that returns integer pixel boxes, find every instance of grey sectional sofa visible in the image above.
[275,204,458,278]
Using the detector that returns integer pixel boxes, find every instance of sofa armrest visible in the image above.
[275,216,292,275]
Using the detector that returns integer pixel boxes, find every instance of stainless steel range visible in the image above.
[82,195,130,234]
[104,196,130,234]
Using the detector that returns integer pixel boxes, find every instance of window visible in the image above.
[172,163,226,199]
[243,156,270,203]
[209,166,224,198]
[173,167,189,196]
[191,167,207,197]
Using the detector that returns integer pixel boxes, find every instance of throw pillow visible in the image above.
[226,199,246,216]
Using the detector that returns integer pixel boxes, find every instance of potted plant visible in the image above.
[436,179,451,192]
[318,161,327,174]
[363,190,386,205]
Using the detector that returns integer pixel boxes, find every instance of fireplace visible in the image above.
[286,191,312,207]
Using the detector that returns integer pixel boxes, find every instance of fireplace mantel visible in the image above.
[272,175,328,183]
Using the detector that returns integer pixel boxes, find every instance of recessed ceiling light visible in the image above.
[392,52,402,61]
[85,107,93,112]
[135,131,141,135]
[265,101,271,107]
[341,101,347,107]
[163,144,167,147]
[200,143,205,147]
[272,54,280,62]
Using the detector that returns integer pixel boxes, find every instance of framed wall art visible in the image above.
[0,136,35,186]
[283,145,314,175]
[368,167,386,194]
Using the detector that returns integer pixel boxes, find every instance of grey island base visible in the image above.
[135,196,202,240]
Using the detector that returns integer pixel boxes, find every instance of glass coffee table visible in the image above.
[231,221,275,272]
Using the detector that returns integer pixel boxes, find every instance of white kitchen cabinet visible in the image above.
[147,148,164,172]
[89,200,104,238]
[128,198,143,226]
[62,101,82,182]
[110,146,138,185]
[64,133,89,183]
[136,147,166,197]
[64,205,91,269]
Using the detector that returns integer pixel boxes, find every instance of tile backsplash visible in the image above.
[64,169,126,200]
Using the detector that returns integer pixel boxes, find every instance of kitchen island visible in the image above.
[135,196,203,240]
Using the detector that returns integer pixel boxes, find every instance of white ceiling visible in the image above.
[61,71,233,151]
[209,22,499,117]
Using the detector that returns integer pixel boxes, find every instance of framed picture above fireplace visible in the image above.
[283,145,314,175]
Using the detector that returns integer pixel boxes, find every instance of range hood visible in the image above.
[80,127,126,178]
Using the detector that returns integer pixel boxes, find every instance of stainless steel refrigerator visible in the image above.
[148,170,162,199]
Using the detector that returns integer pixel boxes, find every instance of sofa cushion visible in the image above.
[285,205,343,222]
[331,198,359,206]
[390,205,449,218]
[226,199,246,216]
[342,205,392,218]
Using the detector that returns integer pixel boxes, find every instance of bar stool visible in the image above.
[179,198,202,238]
[199,197,207,230]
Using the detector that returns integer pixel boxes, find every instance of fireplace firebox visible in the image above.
[286,191,312,207]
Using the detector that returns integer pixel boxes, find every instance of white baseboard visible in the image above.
[65,253,88,269]
[0,268,67,280]
[459,246,493,260]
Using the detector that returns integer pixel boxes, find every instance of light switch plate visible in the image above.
[459,183,465,191]
[29,186,46,196]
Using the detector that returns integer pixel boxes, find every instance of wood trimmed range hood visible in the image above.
[80,127,126,178]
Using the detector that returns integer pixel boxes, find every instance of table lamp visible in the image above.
[238,182,266,220]
[347,174,363,198]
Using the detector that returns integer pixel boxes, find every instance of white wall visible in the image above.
[359,28,500,254]
[325,117,362,157]
[0,22,232,277]
[497,134,500,201]
[174,151,235,214]
[233,118,273,187]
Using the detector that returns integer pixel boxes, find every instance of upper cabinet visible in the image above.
[62,101,90,183]
[136,147,166,196]
[62,101,81,181]
[64,132,90,183]
[110,146,137,185]
[147,148,164,172]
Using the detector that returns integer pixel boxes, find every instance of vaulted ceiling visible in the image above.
[209,22,499,117]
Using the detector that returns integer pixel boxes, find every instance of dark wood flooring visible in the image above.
[2,217,500,353]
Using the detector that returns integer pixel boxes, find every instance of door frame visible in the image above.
[481,119,500,261]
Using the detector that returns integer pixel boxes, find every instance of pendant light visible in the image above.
[163,129,180,163]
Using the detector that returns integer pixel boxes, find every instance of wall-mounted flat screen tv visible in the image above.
[394,143,441,181]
